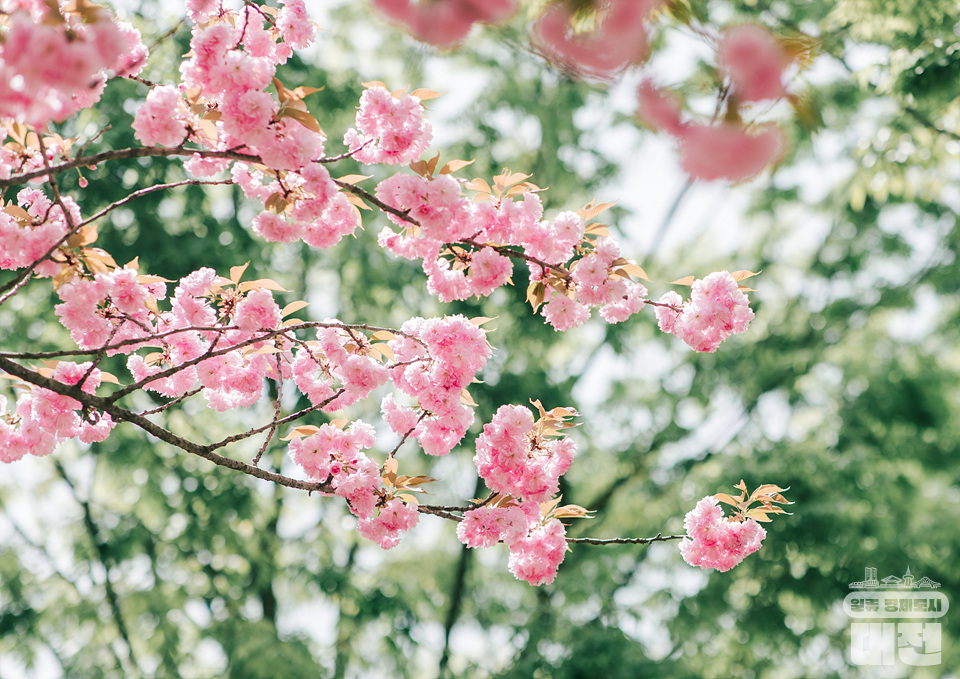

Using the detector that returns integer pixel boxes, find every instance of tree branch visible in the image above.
[0,145,266,189]
[0,355,335,494]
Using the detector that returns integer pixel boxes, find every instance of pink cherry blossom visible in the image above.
[655,271,754,352]
[357,498,420,549]
[541,293,590,331]
[679,496,766,572]
[132,85,188,147]
[533,0,662,77]
[277,0,316,49]
[636,80,685,135]
[370,0,516,47]
[507,518,568,586]
[0,5,143,125]
[474,404,577,502]
[720,24,788,102]
[344,86,433,165]
[233,288,282,331]
[456,502,536,549]
[678,122,785,182]
[252,211,304,243]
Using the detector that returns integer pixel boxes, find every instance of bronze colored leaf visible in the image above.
[281,107,322,134]
[229,263,250,284]
[137,275,174,284]
[280,424,321,441]
[281,300,310,317]
[341,192,371,210]
[426,152,441,176]
[466,178,492,194]
[238,278,289,293]
[410,88,442,101]
[409,159,431,177]
[730,270,761,282]
[369,343,395,361]
[336,174,372,185]
[66,225,98,248]
[616,262,649,280]
[439,159,475,175]
[577,200,617,222]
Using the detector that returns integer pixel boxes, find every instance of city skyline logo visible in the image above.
[849,566,942,590]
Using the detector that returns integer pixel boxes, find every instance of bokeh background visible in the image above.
[1,1,959,677]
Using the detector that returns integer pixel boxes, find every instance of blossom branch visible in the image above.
[0,355,334,494]
[0,145,267,189]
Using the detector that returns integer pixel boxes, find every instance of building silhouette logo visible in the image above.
[849,566,940,590]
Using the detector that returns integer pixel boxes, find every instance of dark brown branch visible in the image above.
[0,355,334,494]
[0,146,266,189]
[332,178,420,226]
[461,238,571,281]
[138,388,203,416]
[566,533,685,545]
[252,355,285,466]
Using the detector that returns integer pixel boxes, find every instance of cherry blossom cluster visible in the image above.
[376,171,649,331]
[138,0,322,171]
[370,0,517,47]
[55,265,294,409]
[287,421,382,518]
[384,315,491,456]
[0,188,80,276]
[654,271,755,353]
[343,85,434,165]
[457,496,570,586]
[134,7,448,250]
[0,127,74,183]
[0,0,146,126]
[234,161,360,249]
[637,24,790,182]
[533,0,664,77]
[540,234,649,330]
[288,426,437,551]
[0,361,114,463]
[678,496,766,572]
[357,497,420,549]
[287,423,419,549]
[473,404,577,502]
[453,403,581,585]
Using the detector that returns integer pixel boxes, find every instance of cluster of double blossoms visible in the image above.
[0,0,767,584]
[679,497,766,572]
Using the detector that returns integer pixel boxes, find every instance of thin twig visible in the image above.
[80,179,235,227]
[252,354,285,466]
[138,388,203,416]
[566,533,685,545]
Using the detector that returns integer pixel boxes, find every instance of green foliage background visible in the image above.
[1,0,958,677]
